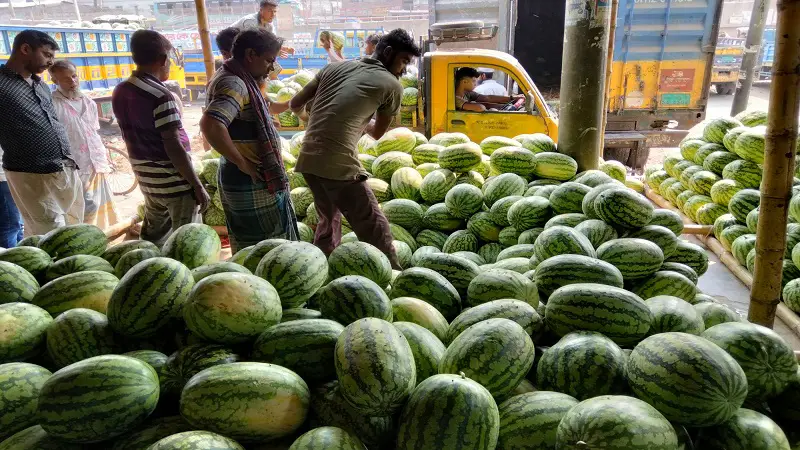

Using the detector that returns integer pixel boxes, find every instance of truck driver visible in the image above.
[455,67,523,112]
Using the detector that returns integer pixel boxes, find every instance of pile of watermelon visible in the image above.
[644,110,800,317]
[1,128,799,449]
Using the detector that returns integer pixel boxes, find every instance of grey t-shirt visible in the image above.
[231,13,274,33]
[296,58,402,180]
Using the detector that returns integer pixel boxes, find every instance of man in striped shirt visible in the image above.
[112,30,208,246]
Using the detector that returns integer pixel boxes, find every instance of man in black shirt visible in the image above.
[0,30,84,235]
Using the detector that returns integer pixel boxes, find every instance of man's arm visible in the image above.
[365,113,393,140]
[460,102,487,112]
[270,101,290,114]
[199,115,263,182]
[289,78,319,114]
[161,127,209,212]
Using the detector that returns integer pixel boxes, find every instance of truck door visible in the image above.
[445,65,551,142]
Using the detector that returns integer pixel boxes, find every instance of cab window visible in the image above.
[451,65,537,115]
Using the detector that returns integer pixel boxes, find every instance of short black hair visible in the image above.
[259,0,278,7]
[12,29,59,53]
[232,28,284,61]
[366,33,381,46]
[130,29,172,66]
[375,29,422,58]
[48,59,76,75]
[456,67,480,83]
[216,27,240,54]
[483,71,494,80]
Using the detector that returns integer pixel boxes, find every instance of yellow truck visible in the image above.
[711,37,745,95]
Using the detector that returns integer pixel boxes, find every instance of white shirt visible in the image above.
[231,13,274,33]
[0,145,5,181]
[51,90,110,175]
[474,80,507,96]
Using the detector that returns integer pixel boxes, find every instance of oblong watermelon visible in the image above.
[0,362,51,441]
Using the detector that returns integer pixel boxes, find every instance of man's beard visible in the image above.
[58,86,82,98]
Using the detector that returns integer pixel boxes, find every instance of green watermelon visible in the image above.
[507,196,552,231]
[391,297,448,341]
[648,209,684,235]
[383,199,424,230]
[444,184,484,219]
[733,128,766,164]
[498,391,578,449]
[466,268,539,308]
[478,243,504,263]
[694,302,741,329]
[466,212,502,242]
[481,136,521,155]
[497,227,521,246]
[439,318,534,399]
[255,242,327,308]
[372,151,414,181]
[147,430,244,450]
[734,109,768,127]
[46,308,119,368]
[533,225,595,261]
[375,127,417,154]
[537,331,627,400]
[680,139,706,161]
[784,278,800,312]
[419,169,457,204]
[38,355,159,443]
[556,395,678,449]
[159,344,239,395]
[289,427,364,450]
[631,270,697,302]
[688,170,720,196]
[594,188,654,228]
[280,308,322,322]
[534,254,624,298]
[0,302,52,363]
[674,189,696,210]
[456,170,485,187]
[38,224,107,260]
[162,223,221,270]
[328,242,392,288]
[710,179,744,206]
[645,295,705,335]
[703,117,743,144]
[0,246,52,280]
[190,261,251,282]
[411,144,444,165]
[438,142,482,172]
[574,219,618,248]
[251,319,343,383]
[627,225,679,258]
[484,173,527,206]
[0,261,39,304]
[114,248,160,278]
[694,143,725,165]
[544,213,588,229]
[549,182,591,214]
[600,160,626,182]
[696,408,790,450]
[32,271,118,316]
[366,178,393,202]
[422,203,463,232]
[488,195,523,226]
[415,229,448,249]
[596,238,664,280]
[0,425,85,449]
[393,321,445,382]
[731,233,757,265]
[714,213,740,239]
[309,381,395,449]
[122,349,167,375]
[489,146,536,177]
[667,241,709,276]
[518,227,545,245]
[514,133,556,153]
[723,159,762,189]
[317,275,392,324]
[414,252,479,295]
[532,152,578,181]
[626,332,748,427]
[0,362,51,441]
[442,230,479,254]
[446,299,541,344]
[703,151,739,175]
[660,262,699,284]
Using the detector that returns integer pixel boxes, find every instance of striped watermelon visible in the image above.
[159,344,239,395]
[466,212,502,242]
[627,332,748,427]
[493,257,532,273]
[533,225,596,262]
[328,242,392,287]
[545,283,651,346]
[702,322,797,400]
[0,362,51,440]
[714,213,739,238]
[703,117,743,144]
[394,321,446,382]
[688,170,720,195]
[440,318,534,399]
[481,136,521,155]
[32,271,118,316]
[703,151,739,175]
[532,152,578,181]
[646,170,671,192]
[444,183,484,219]
[280,308,322,322]
[518,227,544,245]
[442,230,479,253]
[731,234,757,265]
[498,227,521,246]
[148,431,244,450]
[466,268,539,308]
[549,182,591,214]
[452,251,486,265]
[664,181,688,204]
[411,143,444,165]
[600,160,627,182]
[746,207,760,232]
[488,195,523,226]
[391,167,423,201]
[183,273,282,344]
[114,248,160,278]
[478,243,504,264]
[660,262,699,284]
[374,128,417,155]
[784,279,800,312]
[366,177,393,202]
[255,242,327,308]
[710,179,744,205]
[735,109,768,127]
[111,417,191,450]
[683,194,713,222]
[594,188,654,228]
[529,184,559,199]
[162,223,221,270]
[680,139,706,161]
[372,151,414,180]
[723,159,762,189]
[429,132,470,147]
[671,160,696,178]
[46,308,119,368]
[422,203,463,232]
[632,270,697,301]
[694,143,725,165]
[415,229,448,249]
[0,261,39,304]
[514,133,556,153]
[38,224,107,260]
[317,275,392,324]
[733,128,766,164]
[544,213,588,229]
[507,196,552,231]
[38,355,159,442]
[0,246,52,280]
[496,244,536,261]
[289,427,364,450]
[556,395,679,449]
[390,267,461,319]
[667,241,709,276]
[537,331,628,400]
[251,319,343,383]
[181,362,309,441]
[581,184,624,219]
[498,391,578,449]
[729,188,761,222]
[694,302,741,329]
[396,373,499,450]
[645,295,705,335]
[534,254,624,298]
[414,252,480,297]
[0,302,52,363]
[456,170,485,187]
[334,318,415,415]
[489,146,536,177]
[446,299,541,344]
[290,187,314,217]
[122,350,167,375]
[723,126,749,151]
[411,246,440,266]
[190,261,251,282]
[674,189,696,210]
[574,170,615,188]
[420,169,457,203]
[392,297,448,341]
[484,173,527,206]
[42,255,112,281]
[574,219,618,248]
[627,225,678,258]
[383,199,424,230]
[438,142,482,172]
[16,235,41,247]
[309,381,395,449]
[696,408,790,450]
[596,238,665,280]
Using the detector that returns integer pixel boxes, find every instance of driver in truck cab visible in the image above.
[455,67,523,112]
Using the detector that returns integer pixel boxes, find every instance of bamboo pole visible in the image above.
[194,0,216,81]
[749,0,800,327]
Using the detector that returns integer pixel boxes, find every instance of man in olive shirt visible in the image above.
[290,29,421,268]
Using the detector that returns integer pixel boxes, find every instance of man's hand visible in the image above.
[280,46,295,58]
[241,160,265,183]
[193,183,210,213]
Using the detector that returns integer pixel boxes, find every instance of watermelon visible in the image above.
[107,257,194,338]
[646,170,671,192]
[289,427,365,450]
[438,142,482,172]
[190,261,251,282]
[626,332,748,427]
[38,355,159,443]
[251,319,343,383]
[317,275,393,324]
[0,425,87,450]
[390,167,424,201]
[645,295,705,335]
[383,199,424,230]
[411,144,443,165]
[533,225,595,261]
[466,212,502,242]
[498,391,578,450]
[396,373,499,450]
[667,241,709,276]
[574,219,618,248]
[290,187,314,218]
[544,213,588,229]
[429,132,469,147]
[444,184,484,219]
[376,128,417,154]
[537,331,628,400]
[0,261,39,304]
[530,184,559,199]
[390,267,461,319]
[702,322,797,400]
[632,270,697,301]
[148,431,244,450]
[489,146,537,178]
[549,182,591,214]
[280,308,322,322]
[746,207,760,233]
[0,362,51,441]
[723,159,762,189]
[600,160,626,182]
[480,136,521,155]
[122,349,167,375]
[534,254,624,299]
[672,188,694,210]
[334,318,416,415]
[696,408,790,450]
[518,227,545,245]
[496,244,536,261]
[710,179,744,206]
[391,297,449,341]
[731,233,757,265]
[446,299,541,344]
[784,278,800,312]
[670,160,696,178]
[414,252,480,295]
[678,165,704,187]
[372,151,414,180]
[328,242,392,288]
[0,302,52,363]
[442,229,479,254]
[420,169,457,203]
[664,181,688,204]
[733,128,766,164]
[38,224,107,260]
[309,381,395,449]
[694,302,741,329]
[255,242,327,308]
[159,344,240,395]
[594,188,654,228]
[545,283,651,346]
[46,308,119,368]
[393,321,445,382]
[714,213,740,239]
[703,117,743,144]
[456,170,485,187]
[488,195,523,226]
[680,139,706,161]
[440,318,534,399]
[366,177,393,202]
[768,367,800,421]
[648,209,684,235]
[496,227,520,246]
[532,152,578,181]
[415,229,448,250]
[514,133,556,153]
[556,395,679,450]
[484,173,527,206]
[162,223,221,270]
[723,126,749,152]
[694,143,725,165]
[466,268,539,308]
[16,235,41,247]
[181,362,309,441]
[422,203,462,232]
[682,194,712,222]
[478,243,504,263]
[492,257,532,273]
[660,262,699,284]
[688,170,719,196]
[32,271,118,316]
[507,196,552,231]
[735,109,768,127]
[596,238,664,280]
[627,225,678,258]
[0,246,52,280]
[703,151,740,175]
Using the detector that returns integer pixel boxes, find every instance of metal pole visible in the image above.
[730,0,770,116]
[194,0,215,82]
[557,0,612,171]
[749,0,800,327]
[72,0,81,22]
[600,0,618,148]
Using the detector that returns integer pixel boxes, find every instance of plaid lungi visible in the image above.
[218,156,299,253]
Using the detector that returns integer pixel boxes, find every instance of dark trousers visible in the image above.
[0,181,23,248]
[302,173,400,269]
